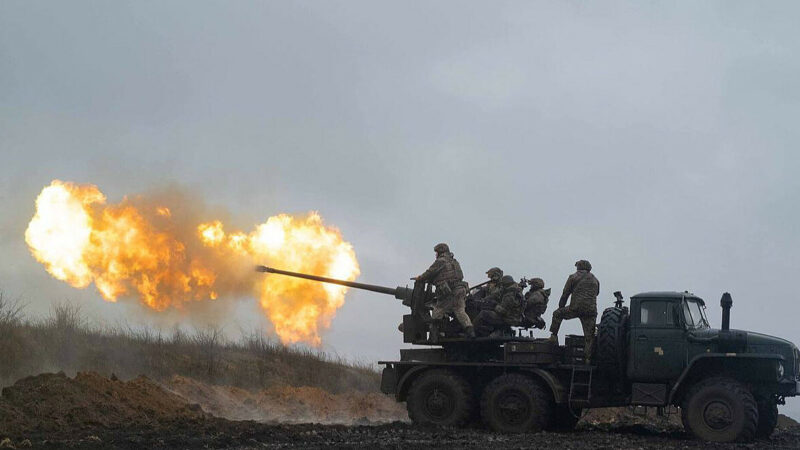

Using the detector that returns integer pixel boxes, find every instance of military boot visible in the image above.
[548,333,559,345]
[465,326,476,339]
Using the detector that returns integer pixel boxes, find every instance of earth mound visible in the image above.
[0,372,205,435]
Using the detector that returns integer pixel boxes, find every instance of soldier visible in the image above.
[413,243,475,340]
[549,260,599,361]
[473,275,523,337]
[469,267,504,315]
[523,277,549,329]
[482,267,504,297]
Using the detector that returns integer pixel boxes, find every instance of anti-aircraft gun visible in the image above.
[255,265,439,344]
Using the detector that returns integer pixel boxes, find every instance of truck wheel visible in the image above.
[407,369,473,427]
[547,405,581,431]
[481,373,552,433]
[596,307,628,379]
[681,377,758,442]
[755,397,778,438]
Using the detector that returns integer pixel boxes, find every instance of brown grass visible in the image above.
[0,297,379,394]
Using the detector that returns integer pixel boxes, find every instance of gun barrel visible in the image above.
[256,265,405,298]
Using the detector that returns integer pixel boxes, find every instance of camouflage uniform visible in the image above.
[474,276,523,336]
[550,260,599,360]
[470,267,503,315]
[416,245,472,331]
[523,278,549,329]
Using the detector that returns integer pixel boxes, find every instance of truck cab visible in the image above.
[604,291,800,441]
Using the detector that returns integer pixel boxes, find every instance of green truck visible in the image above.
[257,266,799,442]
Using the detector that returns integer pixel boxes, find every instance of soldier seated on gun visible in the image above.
[467,267,504,318]
[472,275,523,337]
[522,277,550,329]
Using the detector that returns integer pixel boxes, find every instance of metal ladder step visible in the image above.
[568,365,593,404]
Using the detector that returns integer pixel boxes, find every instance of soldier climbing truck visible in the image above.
[256,266,800,442]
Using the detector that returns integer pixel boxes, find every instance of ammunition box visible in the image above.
[504,340,560,364]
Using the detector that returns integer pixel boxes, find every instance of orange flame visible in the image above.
[24,180,360,345]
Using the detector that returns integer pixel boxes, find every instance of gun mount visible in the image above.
[255,265,435,344]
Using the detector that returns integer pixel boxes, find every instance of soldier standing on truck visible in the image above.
[473,275,524,336]
[523,277,549,329]
[413,243,475,340]
[549,260,599,361]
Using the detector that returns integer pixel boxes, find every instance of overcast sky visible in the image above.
[2,1,799,417]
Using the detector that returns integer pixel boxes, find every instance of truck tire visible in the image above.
[755,397,778,438]
[681,377,758,442]
[596,307,628,379]
[407,369,473,427]
[481,373,552,433]
[548,405,581,431]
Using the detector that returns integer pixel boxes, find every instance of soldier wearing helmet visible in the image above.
[486,267,503,280]
[523,277,550,330]
[549,260,600,361]
[413,243,474,340]
[472,275,524,337]
[469,267,503,310]
[484,267,504,296]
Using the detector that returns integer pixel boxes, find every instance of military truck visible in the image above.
[256,266,799,442]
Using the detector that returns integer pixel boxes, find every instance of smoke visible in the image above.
[164,376,408,425]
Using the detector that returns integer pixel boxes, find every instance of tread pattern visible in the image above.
[407,369,473,427]
[596,307,628,379]
[681,377,758,442]
[480,373,553,433]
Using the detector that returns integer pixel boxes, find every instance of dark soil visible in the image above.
[3,421,800,449]
[1,372,799,449]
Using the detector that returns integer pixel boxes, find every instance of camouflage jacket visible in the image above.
[525,288,550,317]
[495,284,523,325]
[480,281,503,301]
[418,252,464,290]
[559,270,599,311]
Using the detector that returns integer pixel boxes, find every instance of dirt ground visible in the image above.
[3,421,800,449]
[1,372,799,449]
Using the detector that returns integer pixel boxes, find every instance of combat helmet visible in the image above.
[434,243,450,254]
[575,260,592,271]
[486,267,503,279]
[529,277,544,290]
[500,275,516,286]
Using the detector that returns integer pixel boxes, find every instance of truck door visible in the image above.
[629,299,687,381]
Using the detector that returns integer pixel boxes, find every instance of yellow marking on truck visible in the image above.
[654,347,664,356]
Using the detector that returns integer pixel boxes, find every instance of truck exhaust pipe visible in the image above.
[720,292,733,331]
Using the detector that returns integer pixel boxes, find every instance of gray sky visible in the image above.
[2,1,799,417]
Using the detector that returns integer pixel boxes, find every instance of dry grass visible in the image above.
[0,297,379,394]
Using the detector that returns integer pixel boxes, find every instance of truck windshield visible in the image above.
[685,299,709,328]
